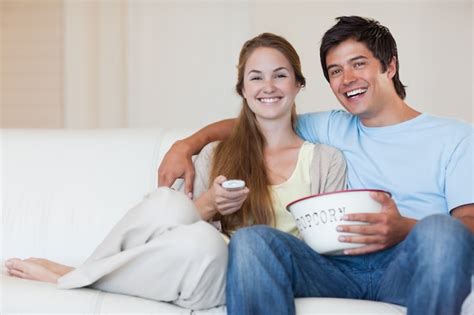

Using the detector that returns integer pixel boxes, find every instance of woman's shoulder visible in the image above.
[198,141,220,158]
[307,142,346,172]
[306,141,344,158]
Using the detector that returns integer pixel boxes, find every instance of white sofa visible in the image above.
[1,128,407,314]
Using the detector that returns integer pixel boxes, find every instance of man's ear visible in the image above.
[387,57,397,79]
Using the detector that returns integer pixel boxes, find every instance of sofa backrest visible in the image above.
[1,128,193,265]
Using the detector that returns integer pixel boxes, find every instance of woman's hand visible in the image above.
[194,175,249,220]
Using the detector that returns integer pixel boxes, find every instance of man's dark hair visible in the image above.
[320,16,406,99]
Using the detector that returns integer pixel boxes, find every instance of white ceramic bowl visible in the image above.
[286,189,390,255]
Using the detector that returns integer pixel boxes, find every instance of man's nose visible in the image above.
[342,69,356,85]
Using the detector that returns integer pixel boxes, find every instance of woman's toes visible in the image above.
[5,258,23,270]
[5,258,29,278]
[4,258,59,283]
[7,268,28,279]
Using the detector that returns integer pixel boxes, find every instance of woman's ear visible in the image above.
[241,87,247,99]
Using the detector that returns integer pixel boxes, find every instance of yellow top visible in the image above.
[186,141,345,243]
[270,141,313,237]
[218,141,314,243]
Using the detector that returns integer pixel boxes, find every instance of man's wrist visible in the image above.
[173,139,195,156]
[401,217,418,238]
[177,130,211,156]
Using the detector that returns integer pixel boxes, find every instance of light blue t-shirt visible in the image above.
[296,110,474,219]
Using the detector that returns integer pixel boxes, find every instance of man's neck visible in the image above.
[360,100,421,127]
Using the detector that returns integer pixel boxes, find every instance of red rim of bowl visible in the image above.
[286,189,392,212]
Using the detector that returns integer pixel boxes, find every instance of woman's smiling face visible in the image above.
[241,47,301,124]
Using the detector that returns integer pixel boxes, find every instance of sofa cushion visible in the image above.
[2,267,407,314]
[1,129,408,314]
[1,128,195,266]
[195,298,406,314]
[1,268,191,314]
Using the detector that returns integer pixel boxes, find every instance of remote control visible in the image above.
[221,179,245,191]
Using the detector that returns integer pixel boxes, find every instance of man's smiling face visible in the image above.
[326,38,397,123]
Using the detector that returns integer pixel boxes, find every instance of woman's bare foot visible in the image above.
[25,258,74,276]
[5,258,74,283]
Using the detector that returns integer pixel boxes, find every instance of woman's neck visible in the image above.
[258,120,302,149]
[259,121,304,185]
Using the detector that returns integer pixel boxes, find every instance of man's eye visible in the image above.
[329,69,341,77]
[354,62,365,68]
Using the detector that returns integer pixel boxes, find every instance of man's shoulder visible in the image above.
[296,110,357,145]
[297,110,356,134]
[422,114,472,128]
[298,109,353,122]
[421,114,473,137]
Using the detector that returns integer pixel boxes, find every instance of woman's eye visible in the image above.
[250,77,262,81]
[276,74,287,78]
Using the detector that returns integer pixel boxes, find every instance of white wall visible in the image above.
[127,0,473,130]
[2,0,472,129]
[127,1,251,129]
[1,0,64,128]
[63,0,128,128]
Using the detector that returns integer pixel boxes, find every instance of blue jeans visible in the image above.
[227,214,473,315]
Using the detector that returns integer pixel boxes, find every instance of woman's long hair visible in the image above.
[210,33,306,236]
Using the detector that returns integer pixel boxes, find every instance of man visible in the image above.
[158,16,473,314]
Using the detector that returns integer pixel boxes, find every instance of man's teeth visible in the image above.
[346,88,367,97]
[259,97,280,103]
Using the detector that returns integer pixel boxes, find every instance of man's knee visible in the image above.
[228,225,288,275]
[413,214,471,242]
[409,214,472,265]
[230,225,279,253]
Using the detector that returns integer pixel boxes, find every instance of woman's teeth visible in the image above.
[259,97,281,103]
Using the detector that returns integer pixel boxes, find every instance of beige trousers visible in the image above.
[58,187,227,310]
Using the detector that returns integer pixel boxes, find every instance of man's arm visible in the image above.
[158,119,236,196]
[451,204,474,233]
[337,195,474,255]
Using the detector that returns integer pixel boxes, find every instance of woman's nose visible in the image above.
[263,79,276,93]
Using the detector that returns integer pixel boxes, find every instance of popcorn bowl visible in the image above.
[286,189,390,255]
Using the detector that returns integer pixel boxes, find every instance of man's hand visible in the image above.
[158,140,196,197]
[451,204,474,233]
[336,191,417,255]
[157,119,237,197]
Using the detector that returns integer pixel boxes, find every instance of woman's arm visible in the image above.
[310,145,347,194]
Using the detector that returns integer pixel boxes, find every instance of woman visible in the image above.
[5,33,346,310]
